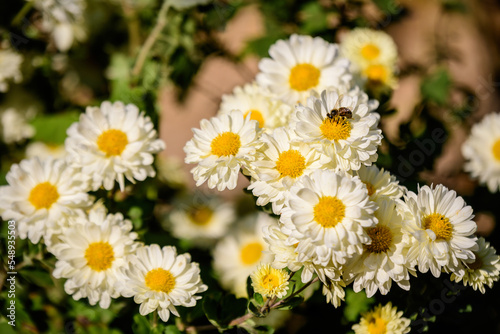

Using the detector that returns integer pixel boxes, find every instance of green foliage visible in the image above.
[420,68,452,106]
[203,292,247,331]
[298,2,329,35]
[343,288,374,322]
[30,112,80,145]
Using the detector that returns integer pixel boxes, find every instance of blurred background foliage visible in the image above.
[1,0,500,333]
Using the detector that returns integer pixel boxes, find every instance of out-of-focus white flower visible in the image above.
[25,141,67,159]
[0,48,23,92]
[0,108,35,144]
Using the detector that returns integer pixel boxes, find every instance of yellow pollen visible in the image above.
[320,116,351,141]
[275,149,306,178]
[145,268,176,293]
[289,63,321,91]
[364,64,388,83]
[492,139,500,161]
[97,129,128,156]
[261,273,280,290]
[365,225,393,254]
[244,109,265,128]
[361,43,381,61]
[84,242,115,271]
[28,182,59,210]
[363,181,376,196]
[211,132,241,157]
[423,213,453,241]
[188,205,213,226]
[240,242,263,265]
[367,317,387,334]
[314,196,346,228]
[467,254,483,270]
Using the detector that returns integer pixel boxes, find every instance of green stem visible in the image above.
[11,2,33,26]
[131,0,171,77]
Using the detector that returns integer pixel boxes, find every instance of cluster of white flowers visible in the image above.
[0,100,207,322]
[184,34,500,311]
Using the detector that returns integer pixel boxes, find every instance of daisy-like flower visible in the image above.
[293,90,382,171]
[354,165,406,203]
[362,63,398,89]
[251,263,290,299]
[352,302,411,334]
[248,127,331,214]
[1,108,35,144]
[218,83,292,131]
[401,184,478,278]
[322,278,346,308]
[0,157,92,244]
[280,169,377,267]
[165,195,235,246]
[32,0,87,52]
[213,213,275,297]
[451,237,500,293]
[462,112,500,193]
[117,244,207,322]
[256,34,351,105]
[344,199,413,298]
[340,28,398,70]
[0,48,23,92]
[65,101,165,191]
[52,209,139,308]
[184,110,260,191]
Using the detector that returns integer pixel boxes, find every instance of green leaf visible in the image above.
[202,293,222,329]
[246,276,255,299]
[165,324,182,334]
[275,296,304,310]
[253,293,264,306]
[30,112,80,145]
[0,323,16,334]
[244,33,287,58]
[343,288,374,322]
[299,2,328,35]
[248,300,264,318]
[420,68,452,106]
[132,313,151,334]
[19,269,54,288]
[202,293,248,330]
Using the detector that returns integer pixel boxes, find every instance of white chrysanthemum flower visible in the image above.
[344,199,414,298]
[25,141,67,159]
[65,101,165,191]
[32,0,86,51]
[352,302,411,334]
[117,244,207,322]
[354,165,406,203]
[293,90,382,171]
[250,264,290,299]
[213,213,275,298]
[401,184,478,278]
[1,108,35,144]
[0,49,23,92]
[340,28,398,70]
[184,110,260,191]
[451,237,500,294]
[166,196,235,246]
[0,157,92,244]
[280,169,377,267]
[462,112,500,193]
[52,210,139,308]
[218,83,292,132]
[248,127,331,214]
[256,34,351,105]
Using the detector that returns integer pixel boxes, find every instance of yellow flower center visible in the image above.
[188,205,213,226]
[244,109,265,128]
[211,132,241,157]
[261,273,280,290]
[423,213,453,241]
[361,43,381,61]
[367,317,387,334]
[275,149,306,178]
[467,253,483,270]
[97,129,128,156]
[240,242,263,265]
[289,63,321,91]
[492,139,500,161]
[84,241,115,271]
[365,225,393,254]
[320,116,351,141]
[364,64,388,83]
[314,196,346,228]
[145,268,176,293]
[363,181,376,196]
[28,182,59,210]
